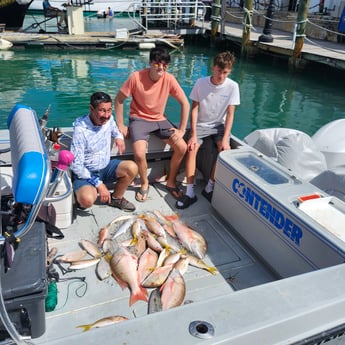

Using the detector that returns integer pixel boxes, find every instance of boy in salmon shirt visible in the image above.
[115,47,190,202]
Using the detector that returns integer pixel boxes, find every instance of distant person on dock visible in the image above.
[115,47,190,203]
[42,0,68,31]
[176,51,240,209]
[107,7,114,17]
[70,92,138,212]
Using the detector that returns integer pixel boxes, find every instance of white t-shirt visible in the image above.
[189,76,240,128]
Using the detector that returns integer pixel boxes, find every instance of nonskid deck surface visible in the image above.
[35,182,276,344]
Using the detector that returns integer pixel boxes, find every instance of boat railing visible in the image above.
[137,0,207,31]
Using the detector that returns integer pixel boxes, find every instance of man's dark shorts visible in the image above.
[129,117,176,142]
[72,159,121,192]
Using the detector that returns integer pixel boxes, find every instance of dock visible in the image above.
[212,22,345,72]
[155,19,345,72]
[1,5,345,72]
[0,30,184,50]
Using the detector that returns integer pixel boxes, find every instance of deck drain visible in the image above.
[189,320,215,339]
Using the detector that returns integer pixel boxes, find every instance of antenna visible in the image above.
[39,104,51,129]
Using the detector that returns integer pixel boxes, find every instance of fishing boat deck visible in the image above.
[3,118,345,343]
[0,122,278,343]
[34,175,276,344]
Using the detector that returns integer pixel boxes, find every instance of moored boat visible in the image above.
[28,0,140,15]
[0,38,13,49]
[1,104,345,344]
[0,0,33,30]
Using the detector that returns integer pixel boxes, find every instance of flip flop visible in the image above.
[165,185,183,200]
[135,187,149,202]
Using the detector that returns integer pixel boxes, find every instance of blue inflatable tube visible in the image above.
[7,104,49,205]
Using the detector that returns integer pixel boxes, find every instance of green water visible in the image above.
[0,43,344,139]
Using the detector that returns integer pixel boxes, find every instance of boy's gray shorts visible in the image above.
[129,117,176,142]
[194,124,225,145]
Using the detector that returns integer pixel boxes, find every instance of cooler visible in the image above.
[212,149,345,278]
[0,221,47,339]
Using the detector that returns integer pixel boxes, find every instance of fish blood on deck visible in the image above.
[232,178,303,246]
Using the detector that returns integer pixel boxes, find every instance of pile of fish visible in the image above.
[58,210,218,315]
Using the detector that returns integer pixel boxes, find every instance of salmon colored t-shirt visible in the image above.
[120,68,185,121]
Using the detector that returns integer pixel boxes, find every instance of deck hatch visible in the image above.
[236,154,289,185]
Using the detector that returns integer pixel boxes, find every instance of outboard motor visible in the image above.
[312,119,345,169]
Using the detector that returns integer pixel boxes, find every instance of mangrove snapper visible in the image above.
[172,221,207,259]
[141,229,164,253]
[160,268,186,310]
[141,264,174,288]
[137,248,158,283]
[143,216,166,238]
[110,246,148,306]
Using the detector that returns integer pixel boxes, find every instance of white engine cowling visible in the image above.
[312,119,345,169]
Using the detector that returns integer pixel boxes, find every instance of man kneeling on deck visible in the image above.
[70,92,138,212]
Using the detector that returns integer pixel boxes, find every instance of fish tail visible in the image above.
[164,213,179,222]
[76,324,92,332]
[206,266,219,275]
[138,214,147,220]
[104,252,113,262]
[163,224,177,238]
[129,238,138,246]
[129,286,148,306]
[164,245,172,254]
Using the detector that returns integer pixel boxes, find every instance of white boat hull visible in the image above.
[213,147,345,278]
[0,39,13,50]
[2,106,345,344]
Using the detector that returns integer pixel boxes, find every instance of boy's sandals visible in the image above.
[135,187,150,202]
[201,189,213,202]
[165,185,183,200]
[175,195,197,209]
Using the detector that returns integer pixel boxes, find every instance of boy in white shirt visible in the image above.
[176,51,240,209]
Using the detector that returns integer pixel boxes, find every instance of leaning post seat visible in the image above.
[5,104,51,239]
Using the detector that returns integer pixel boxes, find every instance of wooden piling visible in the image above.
[289,0,310,69]
[241,0,253,57]
[211,0,222,43]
